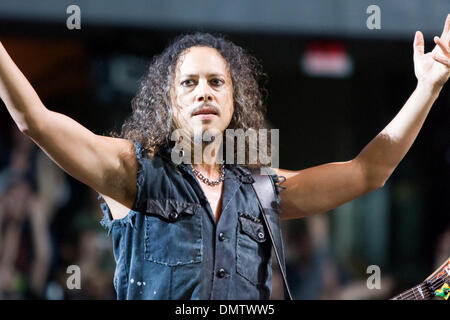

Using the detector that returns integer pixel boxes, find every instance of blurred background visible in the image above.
[0,0,449,300]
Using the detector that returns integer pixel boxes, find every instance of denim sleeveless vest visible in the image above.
[98,141,282,300]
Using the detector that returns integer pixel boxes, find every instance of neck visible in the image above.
[192,162,222,177]
[191,138,223,165]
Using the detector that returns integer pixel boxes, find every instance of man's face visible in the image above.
[171,46,234,139]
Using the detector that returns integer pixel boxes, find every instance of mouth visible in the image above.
[192,107,219,118]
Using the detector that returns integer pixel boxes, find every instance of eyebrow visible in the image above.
[180,73,225,78]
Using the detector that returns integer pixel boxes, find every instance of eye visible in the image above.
[210,78,224,86]
[181,79,196,87]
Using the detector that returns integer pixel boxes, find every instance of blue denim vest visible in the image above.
[99,141,282,299]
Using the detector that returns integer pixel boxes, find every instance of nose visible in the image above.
[196,80,213,103]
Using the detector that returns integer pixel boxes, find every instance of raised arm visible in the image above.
[0,41,138,214]
[277,14,450,220]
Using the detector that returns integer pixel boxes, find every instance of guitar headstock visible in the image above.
[425,257,450,300]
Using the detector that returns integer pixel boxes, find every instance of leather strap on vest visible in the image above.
[251,172,293,300]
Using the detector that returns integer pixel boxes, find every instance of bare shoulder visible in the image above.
[98,137,139,211]
[97,138,142,220]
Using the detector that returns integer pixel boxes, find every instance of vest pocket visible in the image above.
[144,199,202,266]
[236,211,270,286]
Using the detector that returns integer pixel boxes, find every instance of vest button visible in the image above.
[217,268,227,278]
[218,232,225,241]
[169,211,179,221]
[257,231,265,239]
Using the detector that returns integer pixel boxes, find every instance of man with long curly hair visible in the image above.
[1,15,450,299]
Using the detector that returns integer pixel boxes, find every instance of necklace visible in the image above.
[190,163,225,186]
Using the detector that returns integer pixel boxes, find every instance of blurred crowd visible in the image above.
[0,124,115,299]
[0,123,449,300]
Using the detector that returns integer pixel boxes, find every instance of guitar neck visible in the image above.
[390,282,432,300]
[391,258,450,300]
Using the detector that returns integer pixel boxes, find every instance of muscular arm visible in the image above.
[0,41,138,214]
[277,15,450,220]
[277,83,441,219]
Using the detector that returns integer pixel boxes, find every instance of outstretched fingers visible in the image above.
[433,35,450,67]
[440,13,450,39]
[433,53,450,67]
[434,36,450,55]
[414,31,425,57]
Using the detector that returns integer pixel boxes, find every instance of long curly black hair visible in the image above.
[112,32,272,168]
